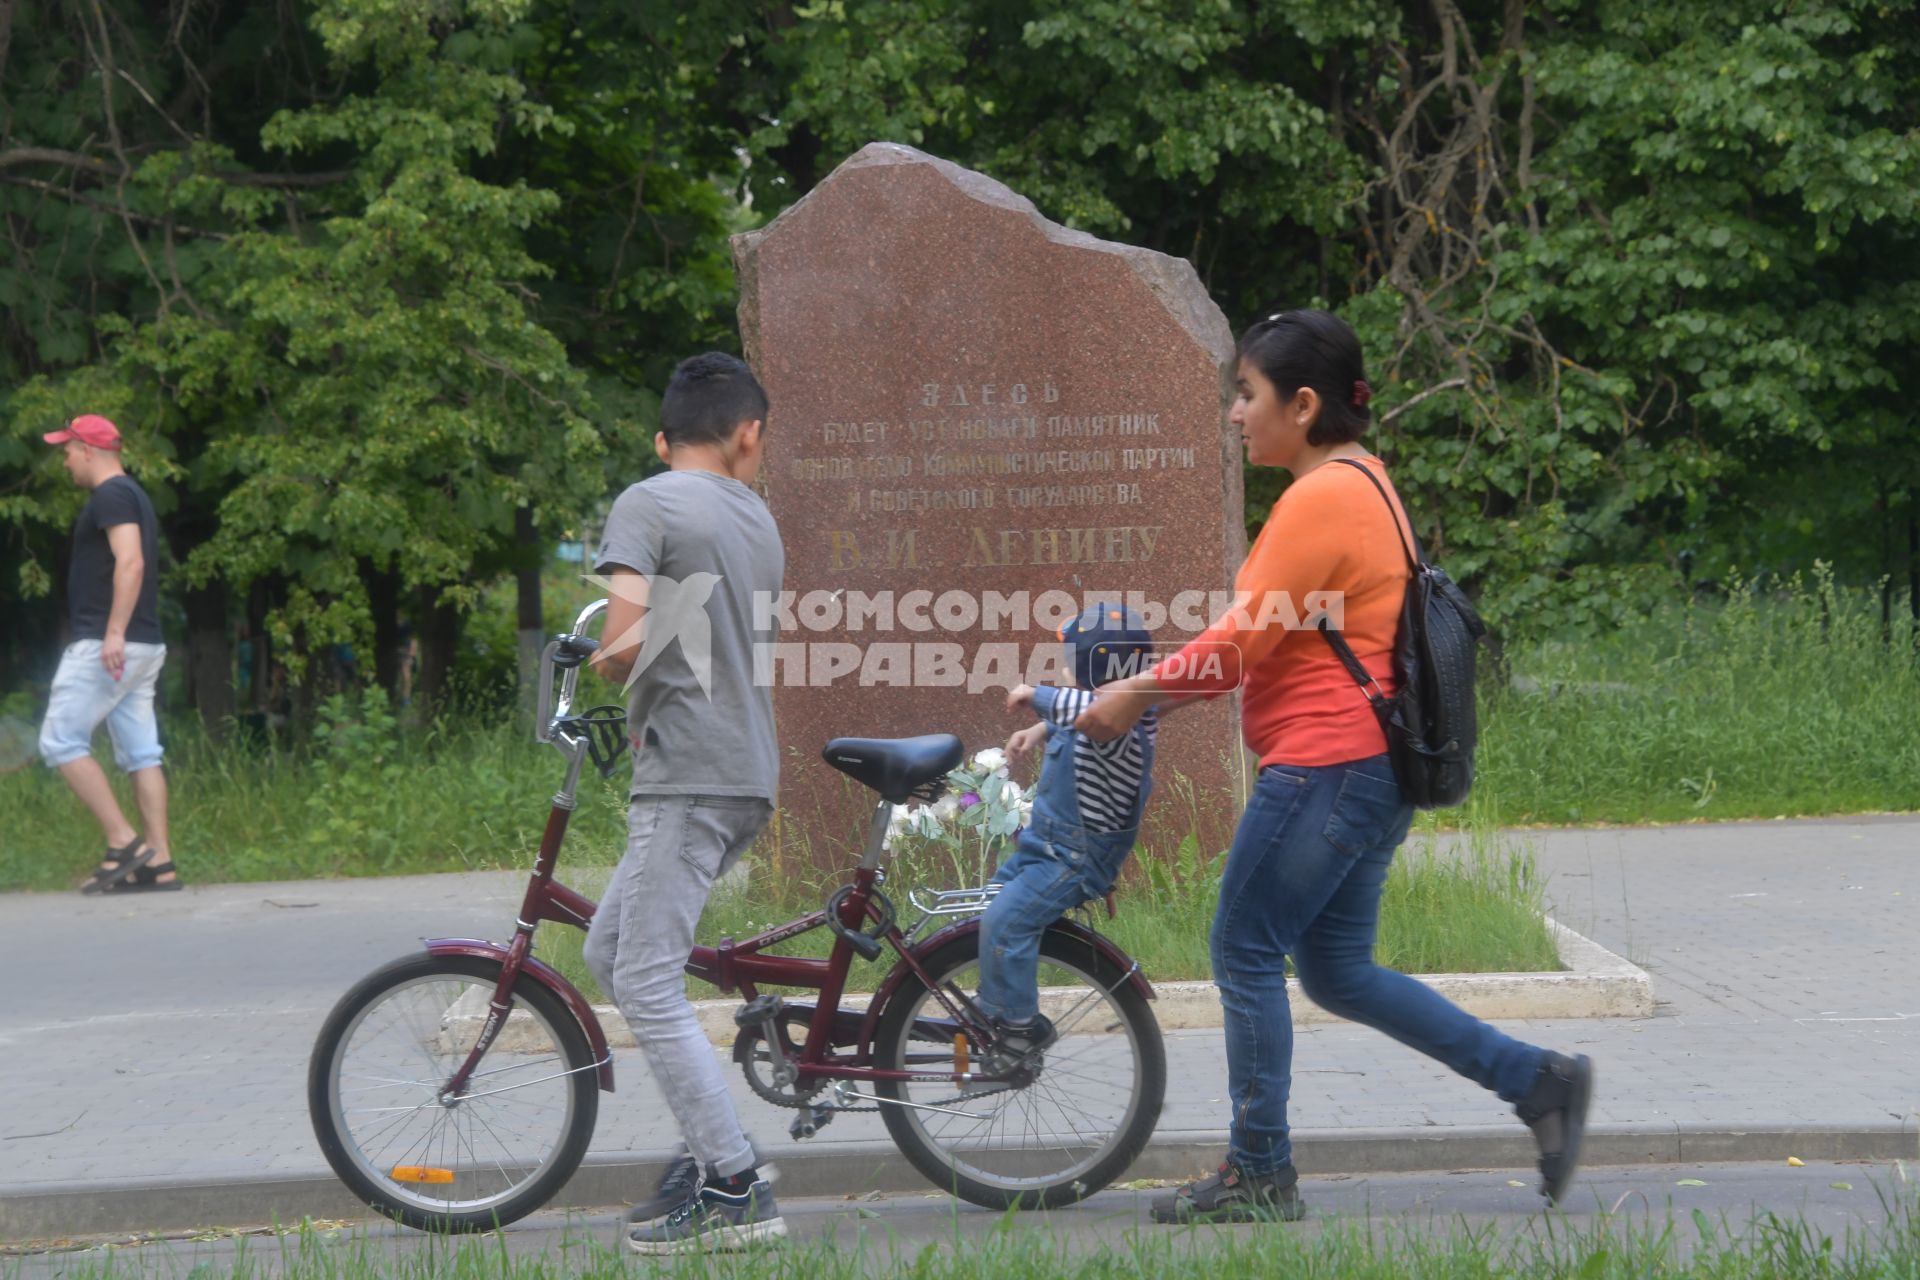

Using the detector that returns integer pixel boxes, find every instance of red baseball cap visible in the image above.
[43,414,122,449]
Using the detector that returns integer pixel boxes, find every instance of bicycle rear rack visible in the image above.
[903,884,1001,940]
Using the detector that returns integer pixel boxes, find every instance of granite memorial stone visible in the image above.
[734,142,1247,870]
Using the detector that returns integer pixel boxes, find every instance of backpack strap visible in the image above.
[1318,616,1390,711]
[1318,456,1416,711]
[1331,456,1422,571]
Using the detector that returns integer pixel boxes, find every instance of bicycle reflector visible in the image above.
[391,1166,455,1185]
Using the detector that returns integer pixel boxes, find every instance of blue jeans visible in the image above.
[1213,758,1547,1175]
[977,821,1135,1024]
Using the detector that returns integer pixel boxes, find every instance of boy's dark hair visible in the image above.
[1238,309,1372,446]
[660,353,769,447]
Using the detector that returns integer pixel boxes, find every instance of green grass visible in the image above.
[1474,568,1920,825]
[21,1182,1920,1279]
[528,818,1559,1003]
[0,705,636,893]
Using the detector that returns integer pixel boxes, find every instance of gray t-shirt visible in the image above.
[596,469,784,803]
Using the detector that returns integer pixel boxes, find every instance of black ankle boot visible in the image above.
[1515,1052,1593,1204]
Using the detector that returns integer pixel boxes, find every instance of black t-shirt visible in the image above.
[68,475,162,644]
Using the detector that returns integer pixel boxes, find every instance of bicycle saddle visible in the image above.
[822,734,965,803]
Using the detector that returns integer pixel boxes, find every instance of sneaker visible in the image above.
[624,1149,701,1225]
[1150,1161,1304,1224]
[626,1144,781,1224]
[962,1014,1056,1095]
[627,1177,786,1254]
[1516,1051,1593,1204]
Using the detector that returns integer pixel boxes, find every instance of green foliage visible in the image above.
[303,688,409,871]
[738,0,1920,641]
[3,0,1917,692]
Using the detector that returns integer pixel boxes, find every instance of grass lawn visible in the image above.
[32,1187,1920,1280]
[528,820,1560,1002]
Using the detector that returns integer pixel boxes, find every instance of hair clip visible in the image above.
[1351,380,1373,409]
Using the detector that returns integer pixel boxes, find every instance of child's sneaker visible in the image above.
[1150,1161,1304,1223]
[963,1015,1055,1094]
[627,1176,786,1254]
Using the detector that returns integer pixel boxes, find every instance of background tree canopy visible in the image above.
[3,0,1915,728]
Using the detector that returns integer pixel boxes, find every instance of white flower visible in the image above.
[970,747,1008,775]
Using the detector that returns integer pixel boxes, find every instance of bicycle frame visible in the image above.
[431,598,1153,1103]
[685,799,1153,1088]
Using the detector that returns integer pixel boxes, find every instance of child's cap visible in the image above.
[1058,602,1152,689]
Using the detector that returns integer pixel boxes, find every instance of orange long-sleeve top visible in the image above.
[1155,454,1414,768]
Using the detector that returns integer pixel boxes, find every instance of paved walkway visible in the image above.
[1,815,1914,1234]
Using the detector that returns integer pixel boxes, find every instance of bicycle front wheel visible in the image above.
[871,926,1165,1209]
[308,953,599,1231]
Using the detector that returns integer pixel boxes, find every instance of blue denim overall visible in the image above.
[975,712,1155,1023]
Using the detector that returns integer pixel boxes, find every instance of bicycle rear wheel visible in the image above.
[308,953,599,1231]
[871,926,1165,1209]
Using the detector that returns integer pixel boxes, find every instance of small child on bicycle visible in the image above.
[978,603,1158,1068]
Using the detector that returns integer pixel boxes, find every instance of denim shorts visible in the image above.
[39,639,168,771]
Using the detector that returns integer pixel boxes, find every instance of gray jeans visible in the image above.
[583,794,772,1178]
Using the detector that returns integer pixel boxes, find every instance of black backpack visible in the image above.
[1317,458,1487,809]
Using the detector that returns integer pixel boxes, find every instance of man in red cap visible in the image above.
[40,415,181,894]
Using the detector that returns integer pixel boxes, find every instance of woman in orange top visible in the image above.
[1078,310,1591,1223]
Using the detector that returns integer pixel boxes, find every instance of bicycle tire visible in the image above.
[308,952,599,1232]
[870,926,1165,1209]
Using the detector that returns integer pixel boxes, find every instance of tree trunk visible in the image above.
[183,578,233,740]
[414,586,461,714]
[366,564,401,701]
[1909,500,1918,633]
[515,507,545,726]
[246,577,271,715]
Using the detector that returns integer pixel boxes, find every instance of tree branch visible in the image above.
[0,147,351,188]
[0,174,230,239]
[1381,376,1469,424]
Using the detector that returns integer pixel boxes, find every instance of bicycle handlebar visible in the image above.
[536,599,611,745]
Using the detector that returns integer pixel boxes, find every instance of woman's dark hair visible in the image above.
[660,352,770,447]
[1237,309,1372,446]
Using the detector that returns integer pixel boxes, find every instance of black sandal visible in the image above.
[111,860,183,893]
[80,835,153,895]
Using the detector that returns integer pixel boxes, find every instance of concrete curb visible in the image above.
[4,1123,1911,1243]
[466,917,1653,1054]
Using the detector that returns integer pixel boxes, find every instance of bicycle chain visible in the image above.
[735,1027,1015,1113]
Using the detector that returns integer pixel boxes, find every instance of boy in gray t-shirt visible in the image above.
[582,353,787,1254]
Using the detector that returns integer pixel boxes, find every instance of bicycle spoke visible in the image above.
[324,968,579,1216]
[889,949,1145,1192]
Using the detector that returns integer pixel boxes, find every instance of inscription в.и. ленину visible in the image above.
[825,524,1163,571]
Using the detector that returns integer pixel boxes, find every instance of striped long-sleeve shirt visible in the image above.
[1030,685,1157,834]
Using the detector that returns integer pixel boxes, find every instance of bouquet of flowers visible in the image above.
[886,747,1033,884]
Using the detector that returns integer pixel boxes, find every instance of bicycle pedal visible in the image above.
[733,993,787,1030]
[788,1104,834,1141]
